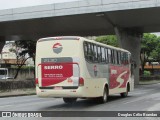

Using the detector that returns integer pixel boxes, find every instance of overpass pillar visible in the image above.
[114,27,142,85]
[0,36,5,53]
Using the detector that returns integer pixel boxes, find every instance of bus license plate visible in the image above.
[54,87,62,90]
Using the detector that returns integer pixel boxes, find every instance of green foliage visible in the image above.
[143,70,151,76]
[140,33,160,75]
[150,36,160,62]
[15,40,36,58]
[141,33,158,60]
[9,40,36,79]
[141,33,160,63]
[95,35,118,47]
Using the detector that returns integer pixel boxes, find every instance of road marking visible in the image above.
[0,104,13,108]
[0,98,61,110]
[123,92,160,105]
[144,103,160,120]
[147,103,160,111]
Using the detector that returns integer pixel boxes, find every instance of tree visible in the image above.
[10,40,36,79]
[95,35,118,47]
[140,33,158,75]
[150,36,160,63]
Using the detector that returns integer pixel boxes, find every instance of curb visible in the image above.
[0,93,36,98]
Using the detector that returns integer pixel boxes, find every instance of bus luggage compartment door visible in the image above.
[38,63,80,87]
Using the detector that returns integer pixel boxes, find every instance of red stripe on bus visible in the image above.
[109,65,129,89]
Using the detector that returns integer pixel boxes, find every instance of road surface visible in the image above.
[0,83,160,120]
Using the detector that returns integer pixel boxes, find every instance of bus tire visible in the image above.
[99,87,108,103]
[63,98,77,104]
[120,84,129,98]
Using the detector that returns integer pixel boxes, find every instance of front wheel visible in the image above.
[63,98,77,104]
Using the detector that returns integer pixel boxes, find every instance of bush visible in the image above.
[0,80,35,91]
[143,70,151,76]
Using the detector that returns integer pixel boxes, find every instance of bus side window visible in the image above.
[93,44,98,62]
[101,47,106,63]
[118,51,121,65]
[121,52,128,65]
[114,50,117,65]
[121,52,124,65]
[90,43,94,62]
[126,53,129,65]
[116,51,120,65]
[105,48,108,63]
[97,46,102,63]
[108,49,111,63]
[111,49,115,64]
[88,43,94,62]
[84,42,88,58]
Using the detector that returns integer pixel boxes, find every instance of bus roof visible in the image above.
[38,36,81,42]
[38,36,130,54]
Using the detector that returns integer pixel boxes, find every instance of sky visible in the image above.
[0,0,79,10]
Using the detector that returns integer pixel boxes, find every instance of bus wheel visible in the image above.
[120,86,129,98]
[99,87,108,103]
[63,98,77,104]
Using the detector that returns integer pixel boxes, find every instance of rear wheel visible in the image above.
[63,98,77,104]
[98,87,108,103]
[120,85,129,98]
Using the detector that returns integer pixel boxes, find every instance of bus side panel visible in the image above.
[109,65,130,94]
[83,61,109,97]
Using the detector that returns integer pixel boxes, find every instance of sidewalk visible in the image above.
[0,88,36,98]
[139,80,160,85]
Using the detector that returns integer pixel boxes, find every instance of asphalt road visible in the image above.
[0,83,160,120]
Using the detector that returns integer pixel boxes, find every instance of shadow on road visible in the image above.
[40,95,132,111]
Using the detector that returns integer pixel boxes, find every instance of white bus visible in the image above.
[35,36,134,103]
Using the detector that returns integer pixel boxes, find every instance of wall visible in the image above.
[8,68,34,80]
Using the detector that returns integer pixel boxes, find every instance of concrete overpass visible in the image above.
[1,0,160,84]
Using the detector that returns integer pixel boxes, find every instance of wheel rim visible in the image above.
[103,89,107,102]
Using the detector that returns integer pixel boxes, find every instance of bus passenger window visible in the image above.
[118,51,121,65]
[121,52,125,64]
[105,48,108,63]
[88,43,94,62]
[93,45,98,62]
[84,42,88,58]
[97,46,102,62]
[111,50,115,64]
[114,50,117,64]
[101,47,106,63]
[116,51,120,65]
[108,49,111,63]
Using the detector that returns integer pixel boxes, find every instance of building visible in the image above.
[0,41,34,67]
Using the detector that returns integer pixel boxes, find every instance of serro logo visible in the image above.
[53,43,63,54]
[44,65,63,70]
